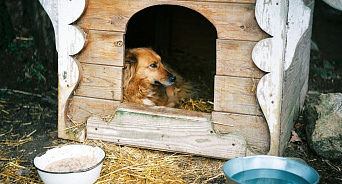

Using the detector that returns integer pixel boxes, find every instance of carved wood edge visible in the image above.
[252,0,288,155]
[252,0,312,155]
[39,0,88,141]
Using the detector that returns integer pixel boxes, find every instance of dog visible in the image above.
[123,48,192,107]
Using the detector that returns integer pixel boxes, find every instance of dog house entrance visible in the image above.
[64,0,271,158]
[125,5,217,112]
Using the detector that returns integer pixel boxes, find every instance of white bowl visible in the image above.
[34,145,105,184]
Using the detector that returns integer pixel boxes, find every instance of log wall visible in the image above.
[74,0,270,157]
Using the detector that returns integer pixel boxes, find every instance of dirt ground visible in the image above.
[1,0,342,183]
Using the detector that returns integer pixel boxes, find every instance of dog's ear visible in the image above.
[123,49,137,85]
[125,49,137,65]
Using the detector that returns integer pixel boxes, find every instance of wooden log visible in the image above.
[77,0,267,41]
[77,30,124,66]
[212,111,269,154]
[216,39,265,78]
[87,103,251,159]
[214,75,262,115]
[68,96,121,124]
[75,63,123,100]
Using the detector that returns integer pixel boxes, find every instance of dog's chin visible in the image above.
[154,80,174,87]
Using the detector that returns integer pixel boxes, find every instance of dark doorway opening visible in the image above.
[125,5,217,110]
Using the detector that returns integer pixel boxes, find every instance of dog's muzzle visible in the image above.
[169,76,176,83]
[155,75,176,86]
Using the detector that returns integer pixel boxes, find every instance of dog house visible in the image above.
[39,0,314,159]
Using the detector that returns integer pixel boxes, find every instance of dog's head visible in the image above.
[124,48,176,86]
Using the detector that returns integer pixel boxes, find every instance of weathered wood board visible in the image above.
[68,96,121,124]
[77,0,268,41]
[175,0,256,3]
[87,103,253,159]
[74,63,123,101]
[214,76,261,115]
[77,30,124,67]
[216,39,265,78]
[211,111,269,154]
[280,0,314,154]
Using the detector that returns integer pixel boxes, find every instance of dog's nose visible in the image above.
[169,76,176,83]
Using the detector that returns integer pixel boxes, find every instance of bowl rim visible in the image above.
[33,144,106,174]
[222,155,320,184]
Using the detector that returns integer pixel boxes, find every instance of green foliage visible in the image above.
[7,37,48,86]
[0,89,7,99]
[7,42,17,52]
[310,60,342,79]
[7,38,35,53]
[19,60,47,84]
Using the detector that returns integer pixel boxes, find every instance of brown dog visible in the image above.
[123,48,192,107]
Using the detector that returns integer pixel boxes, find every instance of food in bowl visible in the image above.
[34,145,105,184]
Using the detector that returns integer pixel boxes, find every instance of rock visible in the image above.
[304,93,342,161]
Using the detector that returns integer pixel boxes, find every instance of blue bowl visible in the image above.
[223,155,319,184]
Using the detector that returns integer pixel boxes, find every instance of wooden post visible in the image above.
[252,0,288,155]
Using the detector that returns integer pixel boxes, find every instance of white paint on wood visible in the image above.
[38,0,59,51]
[279,0,313,154]
[57,0,87,141]
[252,0,288,155]
[38,0,87,53]
[284,0,311,70]
[87,104,250,159]
[323,0,342,11]
[60,0,87,25]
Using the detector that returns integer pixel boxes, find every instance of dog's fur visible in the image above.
[123,48,192,107]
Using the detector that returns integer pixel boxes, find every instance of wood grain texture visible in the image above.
[214,75,261,115]
[173,0,255,3]
[212,111,269,154]
[251,0,290,156]
[68,96,121,124]
[77,0,267,41]
[87,103,250,159]
[279,0,313,155]
[284,0,312,70]
[77,30,124,66]
[75,63,123,100]
[216,39,265,78]
[57,0,87,141]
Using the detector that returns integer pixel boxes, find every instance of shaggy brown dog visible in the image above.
[123,48,192,107]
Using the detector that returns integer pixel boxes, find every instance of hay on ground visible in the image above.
[1,139,226,184]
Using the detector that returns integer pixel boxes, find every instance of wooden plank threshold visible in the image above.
[87,103,252,159]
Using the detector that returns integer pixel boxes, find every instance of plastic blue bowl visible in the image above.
[223,155,319,184]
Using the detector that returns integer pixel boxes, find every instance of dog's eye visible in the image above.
[149,63,157,68]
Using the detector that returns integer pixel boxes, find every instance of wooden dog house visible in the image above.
[39,0,314,159]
